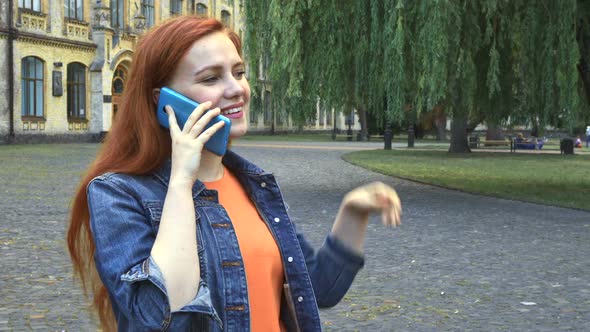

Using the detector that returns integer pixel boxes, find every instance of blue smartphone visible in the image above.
[156,87,231,156]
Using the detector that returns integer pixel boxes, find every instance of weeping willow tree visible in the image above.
[244,0,585,153]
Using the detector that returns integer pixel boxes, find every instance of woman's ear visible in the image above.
[152,88,161,105]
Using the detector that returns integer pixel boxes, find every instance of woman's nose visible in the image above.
[224,75,245,99]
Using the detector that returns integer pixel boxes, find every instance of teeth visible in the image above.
[222,107,241,115]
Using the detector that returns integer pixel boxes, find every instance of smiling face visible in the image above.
[166,31,250,138]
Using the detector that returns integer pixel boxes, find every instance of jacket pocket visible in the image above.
[144,200,205,255]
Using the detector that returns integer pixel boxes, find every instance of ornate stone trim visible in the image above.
[22,119,46,131]
[16,32,97,52]
[120,32,137,42]
[65,18,91,42]
[68,121,89,131]
[110,49,134,70]
[19,10,48,33]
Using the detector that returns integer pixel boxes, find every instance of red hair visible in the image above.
[67,16,242,331]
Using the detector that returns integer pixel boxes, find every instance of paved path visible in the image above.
[1,142,589,331]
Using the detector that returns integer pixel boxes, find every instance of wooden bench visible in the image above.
[469,138,512,150]
[470,137,560,152]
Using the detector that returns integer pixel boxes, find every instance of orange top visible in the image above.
[203,167,285,331]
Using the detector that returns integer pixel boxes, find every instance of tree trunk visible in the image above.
[448,113,471,153]
[530,119,539,138]
[356,107,369,141]
[578,21,590,104]
[406,104,415,148]
[433,105,447,141]
[485,122,504,141]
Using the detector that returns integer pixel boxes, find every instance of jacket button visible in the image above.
[260,182,267,188]
[297,296,303,302]
[287,257,293,262]
[273,217,280,223]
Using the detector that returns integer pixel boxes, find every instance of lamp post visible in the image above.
[384,121,392,150]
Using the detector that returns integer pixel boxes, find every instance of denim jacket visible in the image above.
[87,150,365,331]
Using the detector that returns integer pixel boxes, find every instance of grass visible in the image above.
[342,149,590,210]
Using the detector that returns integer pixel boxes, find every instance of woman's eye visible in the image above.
[201,76,218,83]
[234,71,246,79]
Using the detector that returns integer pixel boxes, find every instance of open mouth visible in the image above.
[221,107,243,119]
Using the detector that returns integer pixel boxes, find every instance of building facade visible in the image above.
[0,0,248,143]
[0,0,359,143]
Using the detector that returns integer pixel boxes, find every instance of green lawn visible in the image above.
[343,149,590,211]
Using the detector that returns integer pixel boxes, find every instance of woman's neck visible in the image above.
[196,149,224,182]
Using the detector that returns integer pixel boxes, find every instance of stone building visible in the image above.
[0,0,247,143]
[0,0,359,143]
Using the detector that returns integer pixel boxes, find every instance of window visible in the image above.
[18,0,41,11]
[65,0,84,21]
[221,10,231,27]
[21,57,44,117]
[263,90,272,125]
[170,0,182,15]
[112,68,126,94]
[141,0,155,27]
[67,63,86,119]
[196,3,208,16]
[110,0,124,28]
[112,66,128,120]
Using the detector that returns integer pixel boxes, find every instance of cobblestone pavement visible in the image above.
[1,142,589,331]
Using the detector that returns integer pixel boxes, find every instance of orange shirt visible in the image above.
[204,167,285,331]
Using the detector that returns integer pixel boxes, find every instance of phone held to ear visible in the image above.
[156,87,231,156]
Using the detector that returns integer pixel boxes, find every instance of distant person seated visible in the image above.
[575,137,582,148]
[514,133,544,150]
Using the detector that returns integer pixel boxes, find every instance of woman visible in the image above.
[68,16,401,331]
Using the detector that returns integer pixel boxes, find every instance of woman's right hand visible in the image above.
[165,101,226,187]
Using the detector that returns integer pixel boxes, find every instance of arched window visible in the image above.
[221,10,231,27]
[67,62,87,119]
[21,56,44,117]
[196,3,208,16]
[111,66,128,119]
[112,67,126,94]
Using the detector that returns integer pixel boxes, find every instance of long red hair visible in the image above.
[67,16,242,331]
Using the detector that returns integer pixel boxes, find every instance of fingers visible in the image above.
[366,182,402,228]
[194,120,225,144]
[166,101,225,143]
[187,107,222,139]
[165,105,181,135]
[182,101,213,134]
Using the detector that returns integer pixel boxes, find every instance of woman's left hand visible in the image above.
[330,182,402,254]
[341,181,402,227]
